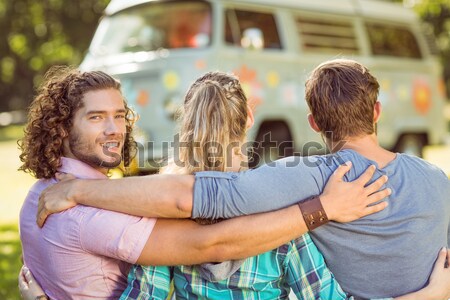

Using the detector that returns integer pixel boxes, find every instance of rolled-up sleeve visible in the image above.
[80,209,157,264]
[193,156,327,219]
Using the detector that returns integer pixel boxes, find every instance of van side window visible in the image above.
[366,23,422,58]
[295,16,359,54]
[225,9,282,49]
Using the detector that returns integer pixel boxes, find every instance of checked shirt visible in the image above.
[120,233,347,300]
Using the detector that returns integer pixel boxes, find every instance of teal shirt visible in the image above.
[120,234,347,300]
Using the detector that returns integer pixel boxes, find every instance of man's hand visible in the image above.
[320,161,390,222]
[37,173,77,228]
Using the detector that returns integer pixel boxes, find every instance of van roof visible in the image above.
[105,0,417,23]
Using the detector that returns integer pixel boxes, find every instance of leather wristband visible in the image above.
[298,195,329,231]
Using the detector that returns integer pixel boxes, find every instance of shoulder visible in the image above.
[397,154,449,181]
[29,178,56,194]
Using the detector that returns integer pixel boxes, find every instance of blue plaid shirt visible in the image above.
[120,233,347,300]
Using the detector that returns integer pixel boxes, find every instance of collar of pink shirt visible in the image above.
[58,157,109,180]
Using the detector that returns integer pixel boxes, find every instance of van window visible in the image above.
[90,1,211,55]
[366,23,422,58]
[295,16,359,54]
[225,9,282,49]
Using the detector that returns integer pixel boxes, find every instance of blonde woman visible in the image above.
[121,71,345,299]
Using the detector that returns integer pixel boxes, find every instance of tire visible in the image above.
[249,121,294,168]
[393,134,427,157]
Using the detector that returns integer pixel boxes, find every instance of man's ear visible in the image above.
[246,105,255,129]
[308,113,321,133]
[374,101,382,123]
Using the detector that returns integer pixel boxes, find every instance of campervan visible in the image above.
[81,0,447,171]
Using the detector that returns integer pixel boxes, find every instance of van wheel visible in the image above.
[249,121,294,168]
[393,134,427,157]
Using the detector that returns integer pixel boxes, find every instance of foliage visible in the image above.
[0,0,110,112]
[413,0,450,97]
[0,0,449,114]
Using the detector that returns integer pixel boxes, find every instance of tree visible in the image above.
[0,0,110,112]
[413,0,450,98]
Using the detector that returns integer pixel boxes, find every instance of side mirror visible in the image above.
[241,28,264,50]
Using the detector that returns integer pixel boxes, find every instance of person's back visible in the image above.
[120,71,348,300]
[309,149,449,298]
[190,59,449,298]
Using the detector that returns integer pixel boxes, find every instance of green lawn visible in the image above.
[0,224,22,300]
[0,126,35,300]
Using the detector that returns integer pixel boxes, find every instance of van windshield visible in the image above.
[90,1,212,55]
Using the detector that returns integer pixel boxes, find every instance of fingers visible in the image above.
[354,164,376,185]
[366,187,391,206]
[331,161,352,182]
[364,175,388,196]
[23,266,34,284]
[36,208,49,228]
[446,247,449,268]
[18,266,27,284]
[433,247,448,272]
[363,201,388,217]
[55,172,76,182]
[36,196,49,228]
[18,271,27,291]
[18,266,30,291]
[25,267,34,284]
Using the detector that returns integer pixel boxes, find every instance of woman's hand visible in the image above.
[421,247,450,300]
[395,247,450,300]
[37,172,78,227]
[18,266,48,300]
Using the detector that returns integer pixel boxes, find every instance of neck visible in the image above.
[326,134,396,168]
[63,152,110,175]
[224,142,248,172]
[95,167,109,175]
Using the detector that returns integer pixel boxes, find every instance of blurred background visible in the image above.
[0,0,449,298]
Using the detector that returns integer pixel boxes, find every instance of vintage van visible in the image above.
[81,0,447,171]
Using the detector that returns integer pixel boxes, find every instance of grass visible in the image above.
[0,126,34,299]
[0,224,22,300]
[0,125,24,142]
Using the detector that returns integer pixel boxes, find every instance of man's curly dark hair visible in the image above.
[18,66,137,179]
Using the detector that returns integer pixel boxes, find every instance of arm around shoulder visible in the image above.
[38,173,195,226]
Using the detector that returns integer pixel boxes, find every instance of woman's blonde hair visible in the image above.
[163,71,248,175]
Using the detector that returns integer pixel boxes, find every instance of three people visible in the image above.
[19,60,450,299]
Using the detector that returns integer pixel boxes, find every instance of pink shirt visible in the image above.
[20,157,157,299]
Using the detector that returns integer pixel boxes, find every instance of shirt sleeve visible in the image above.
[120,265,173,300]
[192,156,327,219]
[79,208,157,264]
[284,234,347,300]
[447,221,449,248]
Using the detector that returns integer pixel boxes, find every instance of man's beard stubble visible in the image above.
[68,131,123,169]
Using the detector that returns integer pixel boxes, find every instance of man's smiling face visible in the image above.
[64,88,127,173]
